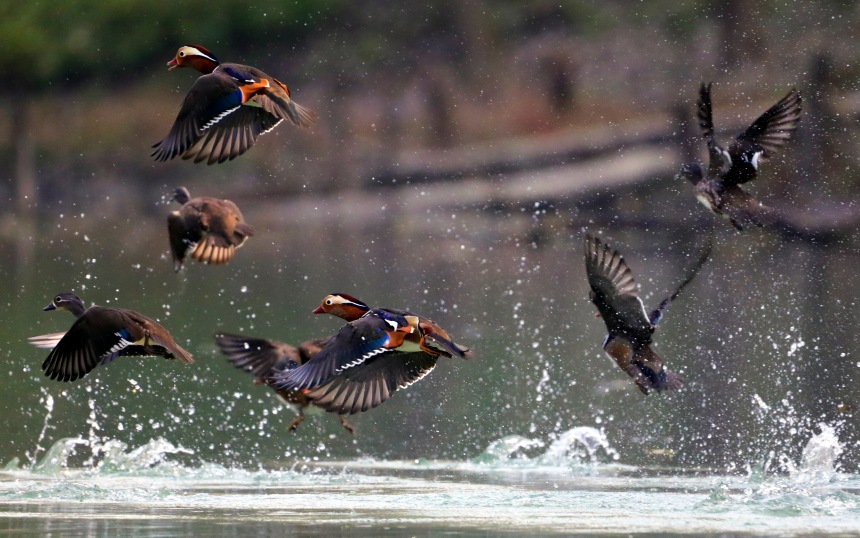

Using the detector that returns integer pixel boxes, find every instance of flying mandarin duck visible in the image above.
[268,295,473,415]
[152,45,316,165]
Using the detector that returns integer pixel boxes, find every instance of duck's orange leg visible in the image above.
[338,415,355,434]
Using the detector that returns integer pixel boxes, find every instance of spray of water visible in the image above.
[540,426,620,465]
[23,388,55,468]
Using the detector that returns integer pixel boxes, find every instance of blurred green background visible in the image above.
[1,1,860,472]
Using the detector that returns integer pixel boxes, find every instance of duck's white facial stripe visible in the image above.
[186,47,218,64]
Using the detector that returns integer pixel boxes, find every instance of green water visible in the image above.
[0,432,858,536]
[1,184,859,534]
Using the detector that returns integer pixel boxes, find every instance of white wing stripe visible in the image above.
[334,348,392,374]
[108,334,134,354]
[201,106,240,131]
[397,365,436,389]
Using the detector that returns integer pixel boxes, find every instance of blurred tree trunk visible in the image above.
[323,75,351,192]
[542,54,576,114]
[715,0,763,70]
[453,0,492,85]
[423,67,454,148]
[798,54,838,192]
[12,97,37,215]
[673,101,699,165]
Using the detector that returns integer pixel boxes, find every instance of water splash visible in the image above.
[793,423,843,483]
[471,427,619,468]
[699,422,850,516]
[32,438,87,474]
[23,388,55,467]
[96,438,195,474]
[750,392,810,474]
[83,397,101,467]
[472,435,545,464]
[22,437,195,476]
[539,426,619,465]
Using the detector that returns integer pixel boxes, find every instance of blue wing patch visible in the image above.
[334,332,393,374]
[364,308,410,331]
[116,328,133,340]
[202,90,244,130]
[221,66,257,84]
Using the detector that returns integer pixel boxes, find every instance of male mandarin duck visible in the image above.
[313,293,473,359]
[152,45,316,165]
[214,333,355,433]
[28,293,194,382]
[676,83,802,231]
[312,293,371,321]
[270,297,473,415]
[583,235,711,394]
[167,186,255,271]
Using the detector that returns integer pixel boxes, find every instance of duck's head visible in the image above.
[313,293,370,321]
[44,293,86,317]
[675,163,704,185]
[172,186,191,205]
[167,45,219,73]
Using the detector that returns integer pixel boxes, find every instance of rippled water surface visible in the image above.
[3,185,860,536]
[1,429,858,536]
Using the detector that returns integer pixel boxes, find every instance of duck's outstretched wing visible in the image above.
[584,235,652,341]
[215,332,300,377]
[697,82,731,178]
[305,352,438,415]
[269,313,407,391]
[724,88,802,186]
[648,234,713,326]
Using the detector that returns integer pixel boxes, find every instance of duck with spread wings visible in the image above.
[584,235,711,394]
[270,304,473,415]
[675,83,802,231]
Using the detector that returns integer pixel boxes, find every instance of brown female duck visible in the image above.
[167,186,255,271]
[29,293,194,382]
[215,332,355,433]
[584,235,710,394]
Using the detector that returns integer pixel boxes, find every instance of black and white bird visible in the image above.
[676,82,802,231]
[583,235,711,394]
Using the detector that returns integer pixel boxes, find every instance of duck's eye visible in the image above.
[325,300,333,305]
[179,51,185,57]
[54,296,62,303]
